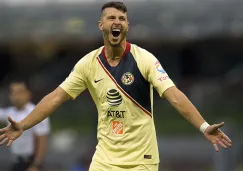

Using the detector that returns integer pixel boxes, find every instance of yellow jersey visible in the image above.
[60,42,175,165]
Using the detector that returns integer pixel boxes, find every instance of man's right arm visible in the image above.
[0,56,88,146]
[20,54,90,132]
[20,86,71,131]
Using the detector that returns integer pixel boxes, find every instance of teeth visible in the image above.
[112,29,121,32]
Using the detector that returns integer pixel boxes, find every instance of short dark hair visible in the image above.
[101,1,127,13]
[10,78,31,91]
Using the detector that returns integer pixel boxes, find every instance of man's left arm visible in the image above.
[138,51,232,151]
[163,86,232,151]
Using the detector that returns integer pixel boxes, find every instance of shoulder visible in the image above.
[77,46,103,65]
[68,46,103,78]
[73,47,103,73]
[130,43,156,64]
[130,43,155,60]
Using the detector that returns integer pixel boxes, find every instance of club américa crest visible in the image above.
[121,72,134,85]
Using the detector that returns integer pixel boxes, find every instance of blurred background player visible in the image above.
[0,80,50,171]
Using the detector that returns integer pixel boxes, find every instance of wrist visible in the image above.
[19,121,27,131]
[199,122,210,133]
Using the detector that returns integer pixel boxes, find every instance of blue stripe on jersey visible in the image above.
[98,44,151,114]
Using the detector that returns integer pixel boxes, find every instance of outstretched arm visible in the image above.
[163,86,232,151]
[163,86,205,129]
[0,86,70,146]
[139,51,232,151]
[21,86,70,131]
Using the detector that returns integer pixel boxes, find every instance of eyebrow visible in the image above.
[106,15,127,19]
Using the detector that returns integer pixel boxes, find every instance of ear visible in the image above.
[127,21,129,32]
[98,20,103,31]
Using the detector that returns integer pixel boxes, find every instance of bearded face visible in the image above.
[99,7,129,47]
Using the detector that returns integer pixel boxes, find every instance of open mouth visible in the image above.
[112,29,121,38]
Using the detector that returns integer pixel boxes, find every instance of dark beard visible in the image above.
[110,33,126,47]
[103,29,126,47]
[109,41,121,47]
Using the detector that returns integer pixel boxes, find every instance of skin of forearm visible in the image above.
[165,87,206,129]
[33,135,48,165]
[20,87,69,131]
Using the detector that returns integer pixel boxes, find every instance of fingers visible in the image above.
[211,134,232,151]
[218,131,232,145]
[8,116,16,125]
[213,143,219,152]
[0,127,8,133]
[0,134,6,141]
[222,132,232,144]
[214,122,224,129]
[7,139,13,147]
[213,137,220,144]
[218,141,228,149]
[221,139,232,147]
[0,138,8,146]
[207,125,233,152]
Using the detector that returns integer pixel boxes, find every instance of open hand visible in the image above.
[204,122,232,152]
[0,116,24,147]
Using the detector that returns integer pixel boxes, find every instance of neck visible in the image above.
[104,40,127,60]
[15,102,28,110]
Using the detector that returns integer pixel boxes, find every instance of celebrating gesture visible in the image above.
[203,122,232,152]
[0,81,50,171]
[0,2,232,171]
[0,116,23,147]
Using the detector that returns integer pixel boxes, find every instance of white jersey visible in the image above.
[0,103,50,156]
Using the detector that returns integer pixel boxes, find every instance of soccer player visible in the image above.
[0,80,50,171]
[0,2,231,171]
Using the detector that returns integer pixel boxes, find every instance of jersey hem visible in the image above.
[92,158,160,166]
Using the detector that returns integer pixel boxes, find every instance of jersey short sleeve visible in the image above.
[60,56,89,99]
[33,118,51,136]
[136,48,175,97]
[147,55,175,96]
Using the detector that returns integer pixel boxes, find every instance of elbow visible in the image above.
[170,99,185,111]
[169,98,180,107]
[169,94,190,114]
[42,89,64,107]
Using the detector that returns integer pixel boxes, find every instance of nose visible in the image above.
[113,18,121,24]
